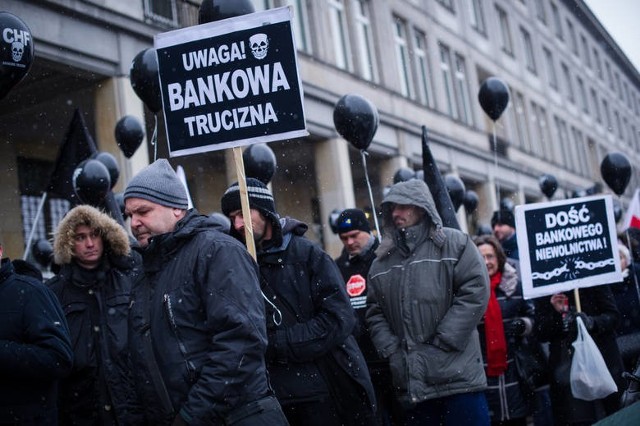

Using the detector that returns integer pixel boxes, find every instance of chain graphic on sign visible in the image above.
[531,257,615,281]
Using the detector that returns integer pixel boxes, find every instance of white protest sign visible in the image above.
[516,194,622,299]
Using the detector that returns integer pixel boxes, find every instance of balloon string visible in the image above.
[361,150,382,243]
[492,123,500,208]
[152,114,158,161]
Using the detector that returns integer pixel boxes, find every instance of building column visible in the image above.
[314,138,356,258]
[94,76,150,192]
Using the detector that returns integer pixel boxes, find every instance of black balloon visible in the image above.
[478,77,510,121]
[210,212,231,234]
[415,170,424,181]
[329,209,342,234]
[333,94,379,150]
[500,198,515,212]
[600,152,632,196]
[393,167,416,184]
[463,190,479,213]
[32,239,53,268]
[130,48,162,113]
[0,12,34,100]
[73,159,111,206]
[243,143,277,184]
[444,174,466,212]
[539,174,558,199]
[115,115,145,158]
[199,0,255,24]
[92,152,120,189]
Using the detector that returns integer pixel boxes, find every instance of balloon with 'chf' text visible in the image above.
[538,174,558,199]
[333,94,379,151]
[444,174,466,212]
[243,143,277,184]
[130,48,162,113]
[463,190,479,213]
[92,152,120,189]
[199,0,255,24]
[73,159,111,207]
[115,115,145,158]
[478,77,510,121]
[0,12,34,100]
[600,152,631,196]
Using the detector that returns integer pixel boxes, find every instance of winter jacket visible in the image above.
[258,217,376,410]
[47,205,141,425]
[535,285,625,424]
[0,258,73,425]
[366,179,490,405]
[334,236,382,365]
[477,263,534,422]
[611,262,640,369]
[129,210,272,425]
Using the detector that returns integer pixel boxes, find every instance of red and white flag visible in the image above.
[622,188,640,231]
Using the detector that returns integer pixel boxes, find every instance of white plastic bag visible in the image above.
[570,316,618,400]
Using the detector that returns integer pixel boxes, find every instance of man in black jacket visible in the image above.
[221,179,376,426]
[0,238,73,424]
[47,205,141,424]
[334,209,402,425]
[124,159,287,426]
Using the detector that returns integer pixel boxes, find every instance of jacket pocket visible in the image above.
[412,343,456,385]
[163,293,198,383]
[388,349,409,393]
[63,302,94,369]
[105,294,130,356]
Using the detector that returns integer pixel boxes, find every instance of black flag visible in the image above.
[46,108,98,203]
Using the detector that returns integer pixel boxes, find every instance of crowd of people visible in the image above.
[2,160,640,425]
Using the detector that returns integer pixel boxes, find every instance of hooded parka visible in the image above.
[366,179,490,405]
[47,205,141,425]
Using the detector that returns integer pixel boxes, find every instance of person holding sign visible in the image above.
[474,235,535,425]
[535,286,625,424]
[221,178,376,426]
[124,160,287,425]
[365,179,490,426]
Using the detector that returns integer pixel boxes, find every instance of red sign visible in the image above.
[346,274,366,297]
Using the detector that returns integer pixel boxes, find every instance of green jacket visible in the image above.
[366,179,489,405]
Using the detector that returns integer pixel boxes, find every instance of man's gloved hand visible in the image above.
[504,318,526,336]
[576,312,596,333]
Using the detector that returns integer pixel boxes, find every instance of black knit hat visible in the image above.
[124,159,188,209]
[491,209,515,228]
[221,178,279,225]
[336,209,371,234]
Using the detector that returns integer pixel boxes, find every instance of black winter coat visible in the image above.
[0,258,73,425]
[334,238,382,365]
[47,256,140,425]
[535,285,626,424]
[129,211,272,425]
[259,218,376,409]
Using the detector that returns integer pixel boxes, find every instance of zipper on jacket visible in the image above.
[163,293,197,381]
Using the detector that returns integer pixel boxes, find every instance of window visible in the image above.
[513,92,531,152]
[535,0,547,24]
[468,0,486,34]
[591,88,601,123]
[394,17,412,97]
[543,47,557,89]
[566,19,578,54]
[605,61,614,89]
[554,117,572,168]
[571,127,589,175]
[551,2,563,39]
[531,102,552,159]
[288,0,312,53]
[521,27,537,74]
[614,72,622,98]
[144,0,177,25]
[561,63,574,102]
[593,48,602,78]
[413,29,434,107]
[580,35,591,68]
[328,0,352,71]
[354,0,378,82]
[496,6,513,55]
[439,44,457,118]
[602,98,612,130]
[436,0,455,12]
[576,77,588,113]
[454,54,474,125]
[614,110,623,139]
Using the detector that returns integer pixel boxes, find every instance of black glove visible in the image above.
[576,312,596,333]
[505,318,526,336]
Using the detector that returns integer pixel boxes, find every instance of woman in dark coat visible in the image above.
[475,235,534,425]
[535,284,626,425]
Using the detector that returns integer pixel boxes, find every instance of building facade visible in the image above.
[1,0,638,259]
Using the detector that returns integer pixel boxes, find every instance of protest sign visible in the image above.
[155,7,308,157]
[516,195,622,299]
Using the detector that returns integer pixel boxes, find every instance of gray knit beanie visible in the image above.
[124,159,188,209]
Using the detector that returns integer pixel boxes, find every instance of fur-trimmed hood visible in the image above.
[53,205,130,265]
